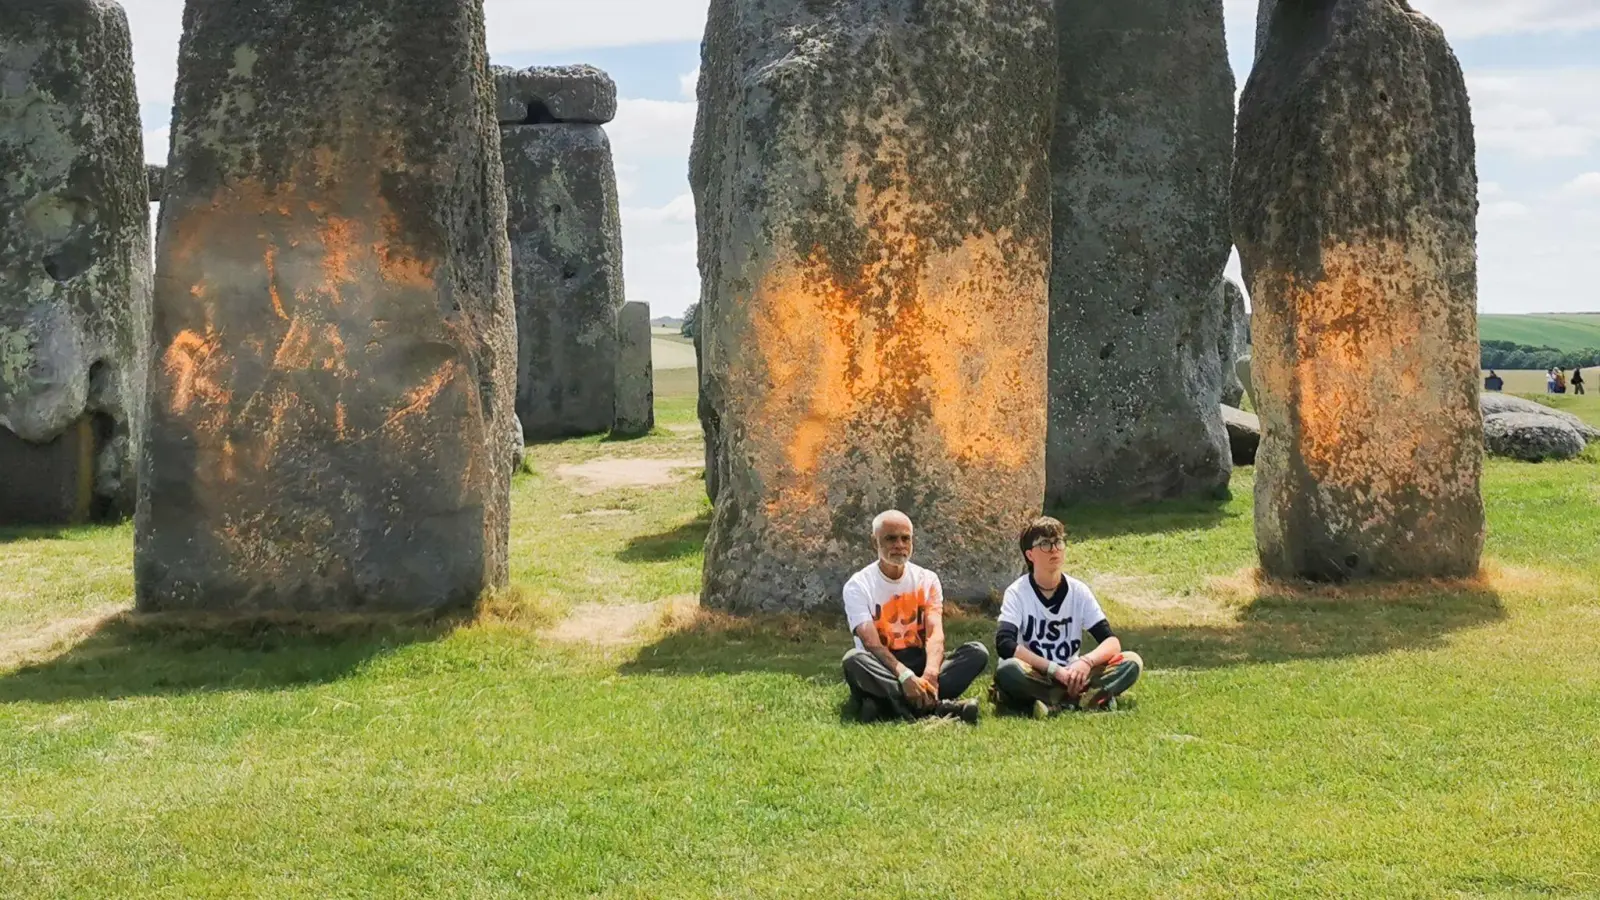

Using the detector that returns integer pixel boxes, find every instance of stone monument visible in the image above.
[495,64,625,441]
[1046,0,1236,506]
[1,0,149,524]
[612,301,653,437]
[1219,278,1249,408]
[137,0,516,612]
[1234,0,1484,580]
[692,0,1055,612]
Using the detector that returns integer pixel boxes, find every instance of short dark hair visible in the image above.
[1019,516,1066,573]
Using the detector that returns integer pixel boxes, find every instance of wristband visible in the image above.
[1046,661,1059,679]
[896,667,915,684]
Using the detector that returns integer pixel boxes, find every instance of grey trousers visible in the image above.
[841,641,990,719]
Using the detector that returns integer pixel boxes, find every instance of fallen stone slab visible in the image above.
[1483,412,1585,462]
[1480,393,1600,443]
[1222,405,1260,466]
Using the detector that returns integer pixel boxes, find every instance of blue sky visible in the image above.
[129,0,1600,318]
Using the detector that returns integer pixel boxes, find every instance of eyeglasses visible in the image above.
[1030,538,1065,551]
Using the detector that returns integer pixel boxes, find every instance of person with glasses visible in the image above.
[991,516,1142,716]
[840,509,989,724]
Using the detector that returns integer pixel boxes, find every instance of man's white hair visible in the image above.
[871,509,912,539]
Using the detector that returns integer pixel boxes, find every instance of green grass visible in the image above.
[1480,313,1600,351]
[3,378,1600,897]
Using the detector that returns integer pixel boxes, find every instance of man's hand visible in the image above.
[1054,658,1092,695]
[901,671,936,711]
[921,670,940,700]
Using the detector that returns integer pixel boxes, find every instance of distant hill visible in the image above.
[651,317,684,329]
[1479,314,1600,352]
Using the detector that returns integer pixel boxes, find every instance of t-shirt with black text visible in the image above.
[997,573,1107,665]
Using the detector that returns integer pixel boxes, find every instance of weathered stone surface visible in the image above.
[1047,0,1235,507]
[1236,353,1255,410]
[495,68,624,440]
[1255,0,1277,60]
[612,301,653,437]
[1480,393,1600,443]
[1222,404,1260,466]
[1,0,150,521]
[695,324,720,501]
[494,64,616,125]
[0,415,95,524]
[1219,278,1250,408]
[1234,0,1484,580]
[692,0,1055,611]
[136,0,515,613]
[1483,412,1584,462]
[145,163,166,202]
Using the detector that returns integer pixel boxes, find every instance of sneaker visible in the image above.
[935,699,980,724]
[858,696,883,724]
[1030,699,1051,720]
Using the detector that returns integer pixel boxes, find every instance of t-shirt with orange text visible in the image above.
[842,561,943,653]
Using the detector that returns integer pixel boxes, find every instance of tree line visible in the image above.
[1481,340,1600,371]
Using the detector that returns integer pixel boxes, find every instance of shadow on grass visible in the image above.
[0,612,459,703]
[617,510,711,563]
[621,584,1504,681]
[1049,493,1237,539]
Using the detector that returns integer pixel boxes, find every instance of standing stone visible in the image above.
[137,0,516,612]
[145,163,165,203]
[495,65,624,440]
[1046,0,1235,507]
[612,301,653,437]
[1,0,149,523]
[1219,277,1249,408]
[1255,0,1277,60]
[692,0,1055,612]
[1234,0,1483,580]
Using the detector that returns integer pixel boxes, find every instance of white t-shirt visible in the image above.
[997,573,1107,665]
[842,561,943,652]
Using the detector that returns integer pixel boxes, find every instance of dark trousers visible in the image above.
[841,642,990,718]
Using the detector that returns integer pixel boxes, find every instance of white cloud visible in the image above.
[1410,0,1600,40]
[679,66,700,101]
[1468,68,1600,160]
[1480,200,1532,220]
[623,193,696,226]
[608,98,697,159]
[1562,172,1600,197]
[143,127,169,165]
[485,0,709,57]
[1479,181,1504,199]
[620,197,700,317]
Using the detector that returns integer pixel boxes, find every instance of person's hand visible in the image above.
[901,671,935,710]
[921,671,940,700]
[1054,659,1092,695]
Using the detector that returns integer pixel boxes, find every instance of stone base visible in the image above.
[0,418,96,525]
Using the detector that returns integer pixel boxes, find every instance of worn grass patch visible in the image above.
[2,373,1599,897]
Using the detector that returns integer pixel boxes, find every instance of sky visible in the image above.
[127,0,1600,318]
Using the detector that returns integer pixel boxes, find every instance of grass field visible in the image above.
[2,377,1599,897]
[1480,313,1600,351]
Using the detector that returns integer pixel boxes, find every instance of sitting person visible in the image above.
[841,510,988,724]
[992,516,1142,716]
[1484,370,1503,392]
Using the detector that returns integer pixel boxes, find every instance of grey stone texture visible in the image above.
[692,0,1055,612]
[1236,353,1256,410]
[1255,0,1276,60]
[1,0,150,521]
[0,415,96,523]
[1222,404,1260,466]
[1480,392,1600,443]
[494,64,616,126]
[612,301,654,437]
[1219,278,1250,408]
[145,163,165,202]
[136,0,516,613]
[1234,0,1484,581]
[1046,0,1236,507]
[495,66,625,441]
[1483,412,1584,462]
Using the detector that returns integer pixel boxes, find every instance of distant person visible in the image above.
[1573,368,1585,396]
[840,510,987,724]
[991,516,1142,716]
[1547,369,1558,393]
[1484,370,1503,392]
[1556,370,1568,394]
